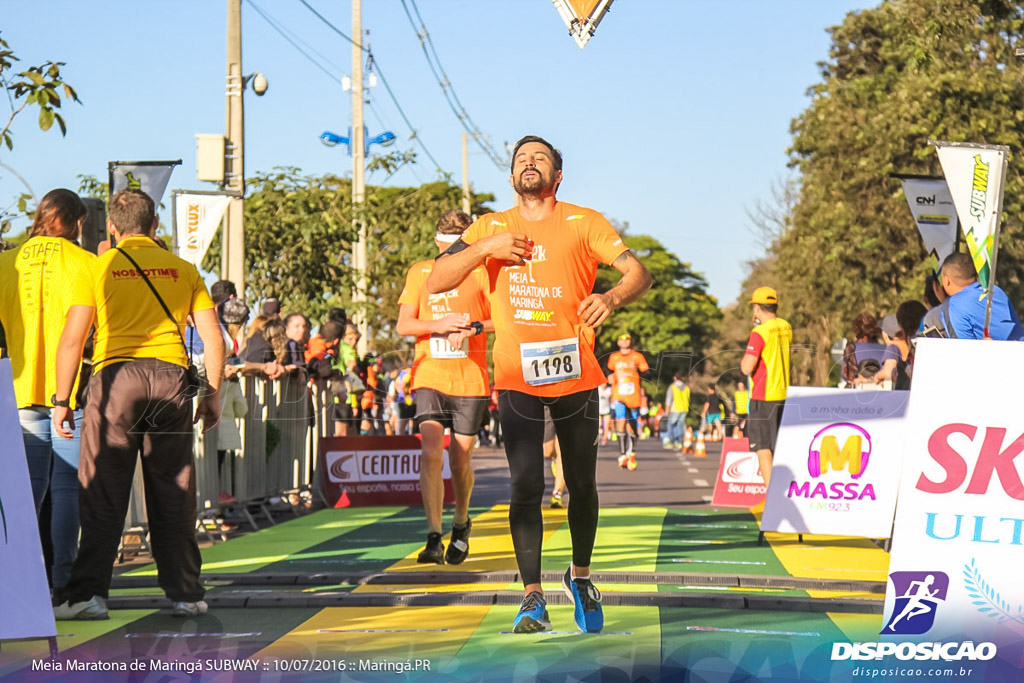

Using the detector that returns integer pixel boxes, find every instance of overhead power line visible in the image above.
[400,0,507,171]
[295,0,446,173]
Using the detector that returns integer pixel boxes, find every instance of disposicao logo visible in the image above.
[883,571,949,635]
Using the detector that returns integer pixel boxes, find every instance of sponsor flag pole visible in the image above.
[889,173,959,262]
[930,141,1010,338]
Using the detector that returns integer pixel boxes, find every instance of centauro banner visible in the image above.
[108,160,181,207]
[932,142,1009,289]
[885,339,1024,657]
[173,192,231,266]
[0,359,57,640]
[760,387,908,538]
[898,177,957,262]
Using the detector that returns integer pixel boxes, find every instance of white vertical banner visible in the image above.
[109,160,181,206]
[173,192,231,266]
[898,177,958,262]
[931,142,1009,290]
[0,359,57,640]
[884,339,1024,660]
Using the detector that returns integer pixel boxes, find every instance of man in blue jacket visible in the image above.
[940,252,1024,341]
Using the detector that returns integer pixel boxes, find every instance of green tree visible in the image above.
[745,0,1024,384]
[0,33,79,249]
[204,167,493,360]
[595,232,722,396]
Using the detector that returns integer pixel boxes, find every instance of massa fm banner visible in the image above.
[760,387,909,538]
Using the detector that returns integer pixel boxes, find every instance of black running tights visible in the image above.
[498,388,600,586]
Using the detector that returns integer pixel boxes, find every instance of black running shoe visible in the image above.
[445,520,472,565]
[416,531,445,564]
[512,591,551,633]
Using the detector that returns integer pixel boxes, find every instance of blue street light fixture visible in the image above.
[319,127,396,156]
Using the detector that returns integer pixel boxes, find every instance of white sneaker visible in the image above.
[172,600,208,617]
[54,596,109,620]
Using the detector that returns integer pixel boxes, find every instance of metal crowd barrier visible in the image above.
[121,373,332,553]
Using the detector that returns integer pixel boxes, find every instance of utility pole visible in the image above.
[224,0,245,295]
[351,0,368,355]
[461,131,471,214]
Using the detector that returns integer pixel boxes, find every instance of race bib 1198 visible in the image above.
[429,334,468,359]
[520,337,582,386]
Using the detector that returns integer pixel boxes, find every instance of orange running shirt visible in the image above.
[607,350,649,408]
[398,259,491,397]
[459,202,629,397]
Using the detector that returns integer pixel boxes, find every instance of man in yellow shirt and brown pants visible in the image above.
[51,189,224,620]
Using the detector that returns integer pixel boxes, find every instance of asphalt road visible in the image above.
[470,433,723,508]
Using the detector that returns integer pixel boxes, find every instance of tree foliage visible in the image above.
[739,0,1024,384]
[203,167,494,359]
[595,232,722,395]
[0,33,80,250]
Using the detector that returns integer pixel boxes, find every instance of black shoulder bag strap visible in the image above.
[114,246,203,396]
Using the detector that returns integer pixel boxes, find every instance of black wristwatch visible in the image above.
[470,321,484,336]
[51,393,71,408]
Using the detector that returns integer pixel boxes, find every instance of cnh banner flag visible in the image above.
[932,141,1009,289]
[885,338,1024,665]
[897,176,958,262]
[173,191,231,266]
[108,160,181,207]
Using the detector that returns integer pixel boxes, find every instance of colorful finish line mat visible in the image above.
[1,506,1016,682]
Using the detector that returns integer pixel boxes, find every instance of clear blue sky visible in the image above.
[0,0,875,304]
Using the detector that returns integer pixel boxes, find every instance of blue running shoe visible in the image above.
[562,567,603,633]
[512,591,551,633]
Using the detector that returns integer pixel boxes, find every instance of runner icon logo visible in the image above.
[883,571,949,635]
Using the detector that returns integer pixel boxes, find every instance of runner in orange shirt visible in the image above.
[427,135,652,634]
[396,210,493,566]
[607,332,650,471]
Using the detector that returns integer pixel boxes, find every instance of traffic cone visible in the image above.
[694,431,707,458]
[682,428,694,454]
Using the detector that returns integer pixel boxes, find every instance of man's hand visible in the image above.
[53,406,76,439]
[478,233,532,266]
[194,393,221,432]
[446,328,473,349]
[577,292,617,328]
[433,313,471,335]
[262,361,285,380]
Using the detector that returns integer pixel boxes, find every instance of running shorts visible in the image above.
[746,399,785,452]
[414,388,488,436]
[612,401,640,421]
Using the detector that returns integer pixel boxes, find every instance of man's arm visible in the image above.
[577,251,652,328]
[739,353,759,376]
[395,304,469,337]
[52,305,95,438]
[426,234,531,294]
[192,307,225,431]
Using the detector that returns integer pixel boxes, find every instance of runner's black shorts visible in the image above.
[746,399,785,452]
[414,388,489,436]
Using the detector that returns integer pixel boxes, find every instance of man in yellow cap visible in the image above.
[739,287,791,489]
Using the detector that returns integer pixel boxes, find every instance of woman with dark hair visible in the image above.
[893,300,929,389]
[0,188,93,591]
[842,312,898,388]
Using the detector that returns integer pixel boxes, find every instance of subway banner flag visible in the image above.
[885,339,1024,671]
[932,141,1009,289]
[760,387,908,538]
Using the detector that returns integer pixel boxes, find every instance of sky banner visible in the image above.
[898,177,957,262]
[760,386,908,538]
[932,142,1009,290]
[551,0,615,49]
[173,191,231,266]
[108,159,181,207]
[884,338,1024,674]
